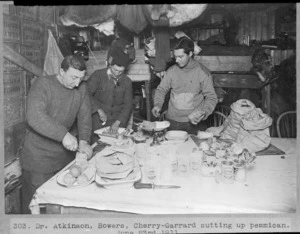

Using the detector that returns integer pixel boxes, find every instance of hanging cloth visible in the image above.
[116,5,148,34]
[43,29,64,76]
[153,16,171,72]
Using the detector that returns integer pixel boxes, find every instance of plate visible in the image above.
[56,169,95,189]
[94,127,133,136]
[95,161,142,189]
[141,121,170,132]
[165,130,188,142]
[94,127,133,144]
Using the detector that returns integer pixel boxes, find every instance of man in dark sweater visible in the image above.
[21,55,93,214]
[87,47,132,143]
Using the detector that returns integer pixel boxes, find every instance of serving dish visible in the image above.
[56,169,95,189]
[139,121,170,132]
[94,127,133,144]
[165,130,188,143]
[95,162,142,189]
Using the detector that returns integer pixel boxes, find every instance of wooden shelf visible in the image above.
[191,25,224,30]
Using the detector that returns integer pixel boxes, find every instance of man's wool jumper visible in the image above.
[154,59,218,122]
[21,75,92,173]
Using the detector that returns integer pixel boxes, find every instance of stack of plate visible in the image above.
[94,151,141,189]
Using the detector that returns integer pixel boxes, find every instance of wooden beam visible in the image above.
[212,73,262,89]
[3,43,43,77]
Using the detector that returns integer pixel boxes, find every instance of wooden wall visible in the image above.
[190,10,276,44]
[2,4,57,214]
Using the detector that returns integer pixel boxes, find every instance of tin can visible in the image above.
[233,160,247,182]
[221,160,234,184]
[190,148,202,175]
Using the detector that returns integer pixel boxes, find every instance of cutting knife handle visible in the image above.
[134,182,153,189]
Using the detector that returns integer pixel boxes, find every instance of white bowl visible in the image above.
[165,130,188,142]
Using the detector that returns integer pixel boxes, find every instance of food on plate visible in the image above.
[99,127,119,138]
[77,174,89,185]
[114,137,134,149]
[216,149,226,158]
[230,143,244,155]
[96,152,134,177]
[197,131,213,139]
[63,173,76,186]
[141,121,156,130]
[69,164,82,178]
[141,120,170,131]
[76,152,88,161]
[199,141,210,151]
[76,165,96,185]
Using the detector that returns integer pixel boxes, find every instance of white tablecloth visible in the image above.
[30,137,297,214]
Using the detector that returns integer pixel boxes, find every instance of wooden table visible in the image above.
[29,137,296,214]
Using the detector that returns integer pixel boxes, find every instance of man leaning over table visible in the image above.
[152,37,218,134]
[87,46,133,143]
[20,55,93,214]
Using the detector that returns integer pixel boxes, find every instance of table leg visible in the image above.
[145,80,151,121]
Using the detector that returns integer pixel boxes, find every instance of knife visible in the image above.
[134,182,181,189]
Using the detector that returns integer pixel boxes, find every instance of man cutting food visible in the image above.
[152,37,218,134]
[87,46,133,143]
[20,55,93,214]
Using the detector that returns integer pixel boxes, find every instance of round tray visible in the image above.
[141,121,170,132]
[56,169,95,189]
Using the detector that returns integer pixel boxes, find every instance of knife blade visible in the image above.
[134,182,180,189]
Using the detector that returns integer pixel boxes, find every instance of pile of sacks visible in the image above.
[95,152,137,181]
[207,99,273,153]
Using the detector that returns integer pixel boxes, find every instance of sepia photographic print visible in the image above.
[0,2,299,234]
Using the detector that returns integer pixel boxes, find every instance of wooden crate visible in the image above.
[4,123,27,164]
[21,19,44,46]
[195,55,252,72]
[3,14,21,43]
[3,71,25,97]
[20,45,43,68]
[4,97,25,128]
[16,6,37,21]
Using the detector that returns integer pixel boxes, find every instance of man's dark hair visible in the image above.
[173,37,194,55]
[61,55,86,72]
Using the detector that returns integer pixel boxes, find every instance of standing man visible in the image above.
[21,55,93,214]
[87,47,132,143]
[152,37,218,134]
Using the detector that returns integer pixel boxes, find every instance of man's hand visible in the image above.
[152,106,161,118]
[110,120,120,135]
[188,109,206,125]
[97,108,107,124]
[78,140,93,159]
[62,132,78,151]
